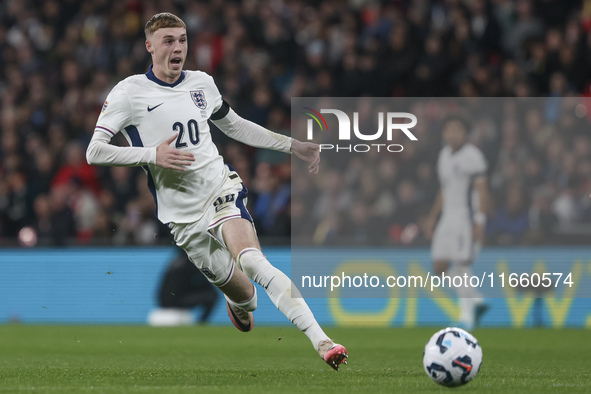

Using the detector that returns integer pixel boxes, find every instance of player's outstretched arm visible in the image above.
[211,107,320,173]
[291,139,320,174]
[424,189,442,239]
[472,175,488,243]
[211,108,292,154]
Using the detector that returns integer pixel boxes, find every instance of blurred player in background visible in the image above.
[148,251,219,326]
[425,116,489,330]
[86,12,347,370]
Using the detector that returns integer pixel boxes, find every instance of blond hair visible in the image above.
[144,13,186,37]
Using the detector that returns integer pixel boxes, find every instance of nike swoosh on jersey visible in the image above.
[147,103,164,112]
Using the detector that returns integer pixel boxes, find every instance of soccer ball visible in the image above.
[423,327,483,387]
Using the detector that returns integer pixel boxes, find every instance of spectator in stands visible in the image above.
[487,182,530,245]
[1,0,591,246]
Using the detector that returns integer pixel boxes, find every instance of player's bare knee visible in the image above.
[222,219,260,259]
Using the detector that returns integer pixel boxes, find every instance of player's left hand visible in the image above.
[291,139,320,174]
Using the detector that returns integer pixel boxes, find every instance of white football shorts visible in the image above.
[168,167,253,287]
[431,215,478,263]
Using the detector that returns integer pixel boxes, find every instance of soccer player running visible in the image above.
[86,13,347,371]
[425,116,489,330]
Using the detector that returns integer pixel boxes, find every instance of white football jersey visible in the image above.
[95,66,229,224]
[436,143,487,220]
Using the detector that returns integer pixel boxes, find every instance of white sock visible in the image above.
[458,298,474,327]
[450,264,483,327]
[448,264,483,299]
[237,248,329,350]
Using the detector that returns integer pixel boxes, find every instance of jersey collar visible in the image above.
[145,65,185,87]
[450,142,467,155]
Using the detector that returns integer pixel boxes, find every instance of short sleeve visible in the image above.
[467,146,487,176]
[95,82,132,137]
[204,74,225,119]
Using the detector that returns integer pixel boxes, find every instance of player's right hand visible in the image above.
[473,223,485,244]
[291,139,320,174]
[156,134,195,171]
[423,216,436,240]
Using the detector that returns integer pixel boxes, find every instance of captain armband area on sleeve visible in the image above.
[210,100,231,120]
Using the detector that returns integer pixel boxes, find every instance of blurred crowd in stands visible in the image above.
[0,0,590,246]
[292,97,591,246]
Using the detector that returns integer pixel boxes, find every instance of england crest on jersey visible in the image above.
[191,90,207,109]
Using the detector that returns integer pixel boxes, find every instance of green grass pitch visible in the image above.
[0,325,589,393]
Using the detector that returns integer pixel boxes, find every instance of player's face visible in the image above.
[442,120,467,150]
[146,27,187,83]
